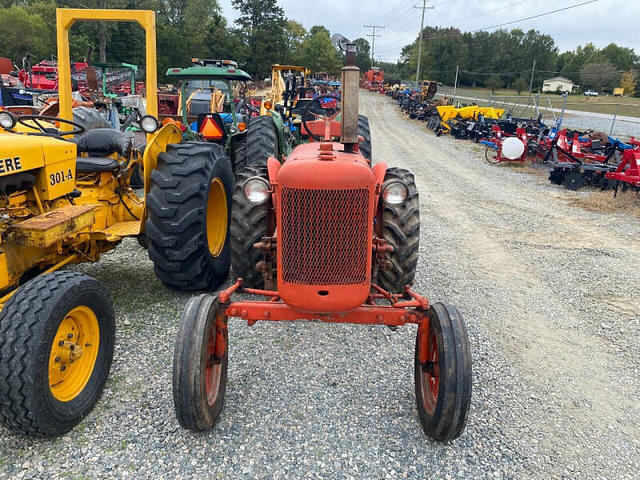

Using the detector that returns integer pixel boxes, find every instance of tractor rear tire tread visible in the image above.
[230,165,271,288]
[378,167,420,293]
[358,115,372,161]
[245,116,278,167]
[0,271,115,437]
[146,142,233,291]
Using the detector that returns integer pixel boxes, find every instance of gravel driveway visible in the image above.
[0,91,638,479]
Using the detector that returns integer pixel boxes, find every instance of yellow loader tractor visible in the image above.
[0,9,234,438]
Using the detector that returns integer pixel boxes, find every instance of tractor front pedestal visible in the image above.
[172,278,473,442]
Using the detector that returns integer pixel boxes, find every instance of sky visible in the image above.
[218,0,638,63]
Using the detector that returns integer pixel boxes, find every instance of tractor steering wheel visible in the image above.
[302,95,340,141]
[17,115,85,137]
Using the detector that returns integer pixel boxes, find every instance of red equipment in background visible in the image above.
[18,59,88,90]
[606,148,640,190]
[361,68,384,91]
[483,126,528,164]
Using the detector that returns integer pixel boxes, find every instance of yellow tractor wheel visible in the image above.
[0,271,115,437]
[146,142,234,291]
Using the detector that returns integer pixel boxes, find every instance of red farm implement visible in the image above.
[481,126,528,164]
[172,39,472,442]
[606,148,640,193]
[546,130,616,190]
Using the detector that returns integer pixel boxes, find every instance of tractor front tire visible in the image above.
[0,271,115,437]
[415,303,472,442]
[230,133,248,173]
[358,115,373,161]
[246,116,278,167]
[377,167,420,293]
[173,294,228,431]
[230,164,271,288]
[146,142,234,291]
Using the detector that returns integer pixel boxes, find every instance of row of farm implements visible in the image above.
[376,83,640,195]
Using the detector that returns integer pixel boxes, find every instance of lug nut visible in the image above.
[55,357,60,363]
[60,366,66,372]
[67,333,73,339]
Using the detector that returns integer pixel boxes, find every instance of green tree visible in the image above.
[513,77,528,95]
[283,20,306,64]
[354,38,371,72]
[298,26,342,74]
[0,6,50,62]
[619,70,636,96]
[232,0,287,79]
[580,62,621,91]
[485,75,502,93]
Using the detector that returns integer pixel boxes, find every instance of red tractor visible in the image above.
[172,42,472,442]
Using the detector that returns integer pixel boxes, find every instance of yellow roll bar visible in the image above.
[56,8,158,126]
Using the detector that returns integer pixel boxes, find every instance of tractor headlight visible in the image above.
[243,177,270,204]
[140,115,159,133]
[0,111,16,130]
[382,181,408,205]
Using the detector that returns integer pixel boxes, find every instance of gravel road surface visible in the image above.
[0,91,638,479]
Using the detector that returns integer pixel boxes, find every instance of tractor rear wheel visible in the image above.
[415,303,472,442]
[0,271,115,437]
[245,116,278,167]
[377,167,420,293]
[230,133,248,173]
[230,164,272,288]
[146,142,234,291]
[358,115,373,161]
[173,294,228,431]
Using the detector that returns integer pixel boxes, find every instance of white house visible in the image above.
[542,77,576,93]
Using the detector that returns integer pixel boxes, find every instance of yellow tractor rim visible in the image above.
[48,305,100,402]
[206,178,228,257]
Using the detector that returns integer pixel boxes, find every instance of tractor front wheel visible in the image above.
[0,271,115,437]
[173,294,228,431]
[146,142,234,291]
[415,303,472,442]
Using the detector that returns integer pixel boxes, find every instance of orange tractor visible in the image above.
[172,41,472,441]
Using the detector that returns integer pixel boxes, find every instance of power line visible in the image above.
[376,0,601,58]
[364,24,385,67]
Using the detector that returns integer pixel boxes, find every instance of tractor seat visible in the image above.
[76,157,120,173]
[72,128,133,158]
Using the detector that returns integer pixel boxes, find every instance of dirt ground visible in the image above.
[0,91,638,480]
[362,91,640,478]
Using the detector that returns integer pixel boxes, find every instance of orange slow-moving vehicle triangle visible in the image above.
[200,117,224,140]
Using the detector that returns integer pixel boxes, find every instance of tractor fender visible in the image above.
[372,161,388,211]
[267,157,281,209]
[266,111,292,158]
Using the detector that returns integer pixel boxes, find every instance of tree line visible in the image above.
[0,1,637,95]
[379,26,638,95]
[0,0,345,82]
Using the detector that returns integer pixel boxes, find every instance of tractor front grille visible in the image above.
[281,187,369,285]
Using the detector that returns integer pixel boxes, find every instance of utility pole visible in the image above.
[364,24,385,67]
[528,59,536,95]
[415,0,434,82]
[453,65,459,102]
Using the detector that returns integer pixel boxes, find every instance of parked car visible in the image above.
[584,90,599,96]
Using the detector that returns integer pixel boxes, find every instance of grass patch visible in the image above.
[567,190,640,218]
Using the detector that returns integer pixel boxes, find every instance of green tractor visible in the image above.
[166,59,257,171]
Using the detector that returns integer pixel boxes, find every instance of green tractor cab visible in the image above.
[166,60,254,171]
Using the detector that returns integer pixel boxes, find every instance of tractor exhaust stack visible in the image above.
[341,42,359,152]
